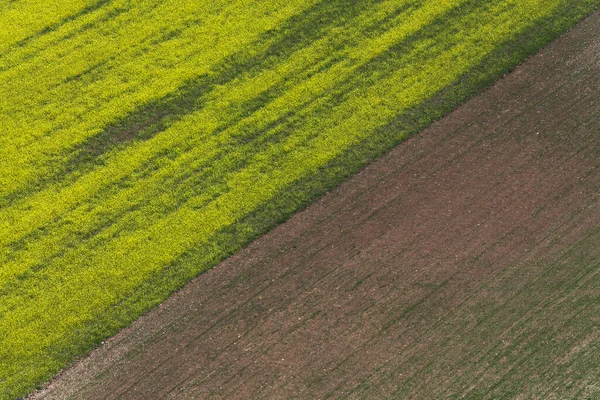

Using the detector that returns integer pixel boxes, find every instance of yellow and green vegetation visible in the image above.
[1,0,598,397]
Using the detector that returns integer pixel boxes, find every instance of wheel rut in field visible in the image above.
[33,9,600,400]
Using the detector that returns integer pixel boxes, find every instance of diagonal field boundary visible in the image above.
[4,2,600,398]
[32,8,600,400]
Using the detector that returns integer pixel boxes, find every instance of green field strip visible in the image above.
[345,222,600,399]
[428,199,599,394]
[1,0,599,398]
[463,260,600,398]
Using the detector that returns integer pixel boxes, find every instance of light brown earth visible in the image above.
[32,9,599,400]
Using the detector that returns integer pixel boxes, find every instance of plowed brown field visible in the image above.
[33,9,599,400]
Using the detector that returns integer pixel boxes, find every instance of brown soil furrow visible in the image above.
[33,8,600,400]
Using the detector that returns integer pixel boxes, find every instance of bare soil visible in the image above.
[32,9,600,400]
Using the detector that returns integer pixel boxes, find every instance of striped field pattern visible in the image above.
[1,0,598,398]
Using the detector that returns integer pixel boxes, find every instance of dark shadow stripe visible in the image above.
[7,0,113,51]
[0,3,133,77]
